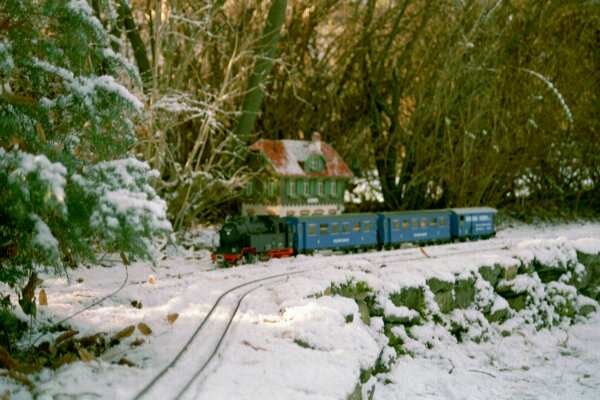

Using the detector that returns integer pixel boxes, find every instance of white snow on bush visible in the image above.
[79,158,172,237]
[33,58,143,112]
[3,148,67,204]
[31,214,59,258]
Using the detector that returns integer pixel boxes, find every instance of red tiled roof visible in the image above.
[249,139,353,178]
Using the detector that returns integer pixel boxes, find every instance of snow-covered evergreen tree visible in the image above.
[0,0,170,295]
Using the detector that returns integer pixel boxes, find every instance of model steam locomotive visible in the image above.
[211,207,497,267]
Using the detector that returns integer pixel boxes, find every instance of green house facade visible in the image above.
[243,133,353,217]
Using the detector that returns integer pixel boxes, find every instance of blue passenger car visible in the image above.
[450,207,497,240]
[285,214,379,253]
[378,209,452,248]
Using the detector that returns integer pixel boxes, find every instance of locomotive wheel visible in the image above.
[244,253,257,264]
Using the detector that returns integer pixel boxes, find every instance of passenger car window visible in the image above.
[393,220,401,230]
[364,222,371,232]
[342,223,350,233]
[353,223,361,232]
[431,217,437,227]
[331,223,339,234]
[403,220,409,230]
[320,224,328,235]
[420,218,428,228]
[440,216,446,226]
[308,224,317,235]
[412,218,418,229]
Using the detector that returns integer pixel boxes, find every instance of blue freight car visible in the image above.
[450,207,497,240]
[378,209,452,249]
[285,213,379,254]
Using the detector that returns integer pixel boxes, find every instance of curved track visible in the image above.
[131,269,307,400]
[131,237,521,399]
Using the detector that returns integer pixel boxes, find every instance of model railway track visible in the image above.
[173,284,267,400]
[131,238,518,400]
[131,269,308,400]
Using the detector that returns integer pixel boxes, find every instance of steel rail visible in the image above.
[131,269,306,400]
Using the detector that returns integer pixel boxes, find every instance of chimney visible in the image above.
[311,132,321,142]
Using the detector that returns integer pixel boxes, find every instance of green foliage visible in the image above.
[0,0,170,294]
[0,308,27,352]
[389,287,426,316]
[326,279,376,324]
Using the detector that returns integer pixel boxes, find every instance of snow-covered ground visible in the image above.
[2,222,600,400]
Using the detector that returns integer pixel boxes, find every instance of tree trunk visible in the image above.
[234,0,288,142]
[116,0,152,91]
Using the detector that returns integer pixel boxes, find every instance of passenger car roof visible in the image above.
[450,207,497,214]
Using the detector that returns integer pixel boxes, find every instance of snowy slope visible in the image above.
[2,222,600,400]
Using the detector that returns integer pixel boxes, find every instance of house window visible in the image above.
[320,223,329,235]
[288,179,296,196]
[342,223,350,233]
[317,181,324,196]
[296,180,302,196]
[353,223,361,232]
[268,180,277,195]
[304,179,309,196]
[245,181,253,195]
[307,224,317,235]
[330,180,336,196]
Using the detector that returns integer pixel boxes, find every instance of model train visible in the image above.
[211,207,497,267]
